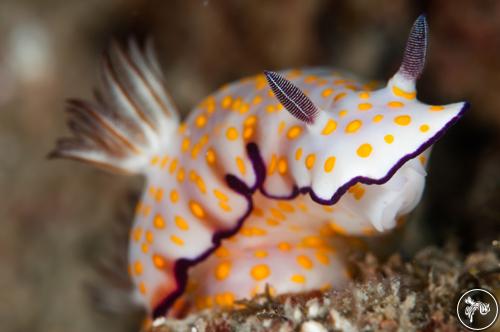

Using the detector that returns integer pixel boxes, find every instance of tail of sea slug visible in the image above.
[49,39,179,174]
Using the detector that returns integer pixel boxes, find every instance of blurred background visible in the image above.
[0,0,498,331]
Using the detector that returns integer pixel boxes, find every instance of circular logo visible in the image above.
[457,288,498,331]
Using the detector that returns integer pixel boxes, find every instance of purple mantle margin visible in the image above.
[152,102,469,318]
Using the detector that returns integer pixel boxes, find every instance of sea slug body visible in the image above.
[51,15,468,318]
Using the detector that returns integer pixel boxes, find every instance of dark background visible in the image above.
[0,0,498,331]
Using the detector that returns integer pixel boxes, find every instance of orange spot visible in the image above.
[199,134,209,146]
[334,92,347,102]
[358,103,372,111]
[231,97,242,112]
[191,143,202,159]
[270,208,286,221]
[160,156,169,168]
[170,235,184,246]
[278,242,292,251]
[236,157,246,175]
[223,292,235,306]
[345,119,362,133]
[254,250,268,258]
[141,243,149,253]
[148,186,156,197]
[132,227,142,242]
[320,206,333,213]
[394,115,411,126]
[176,167,185,182]
[145,230,154,243]
[372,114,384,123]
[330,222,347,235]
[277,201,295,212]
[139,282,147,294]
[195,177,207,194]
[266,218,280,226]
[251,227,267,236]
[244,115,257,126]
[189,201,205,219]
[291,274,306,284]
[429,105,444,111]
[134,261,143,275]
[278,121,286,135]
[195,114,207,128]
[153,214,166,229]
[321,88,334,97]
[301,236,324,248]
[221,96,233,109]
[142,205,151,217]
[215,261,231,280]
[150,155,159,165]
[265,104,276,113]
[384,134,394,144]
[268,154,277,175]
[181,138,190,152]
[170,189,179,203]
[215,246,229,258]
[178,123,187,134]
[287,125,303,140]
[305,154,316,169]
[174,215,189,231]
[278,158,288,175]
[339,109,348,117]
[226,127,239,140]
[250,264,270,281]
[357,143,372,158]
[215,294,226,306]
[304,75,318,83]
[154,188,163,202]
[321,119,337,135]
[348,183,365,200]
[206,148,216,165]
[388,101,404,108]
[324,156,336,173]
[152,254,167,269]
[295,147,303,160]
[392,85,416,99]
[420,124,430,132]
[316,251,330,265]
[214,189,229,202]
[252,207,264,217]
[297,255,313,269]
[298,203,308,212]
[204,296,214,308]
[219,201,232,212]
[359,91,370,99]
[362,227,377,236]
[243,126,254,140]
[169,158,178,174]
[252,95,262,105]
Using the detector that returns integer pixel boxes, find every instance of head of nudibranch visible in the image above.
[263,15,468,232]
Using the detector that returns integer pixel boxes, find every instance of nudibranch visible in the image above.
[51,15,468,318]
